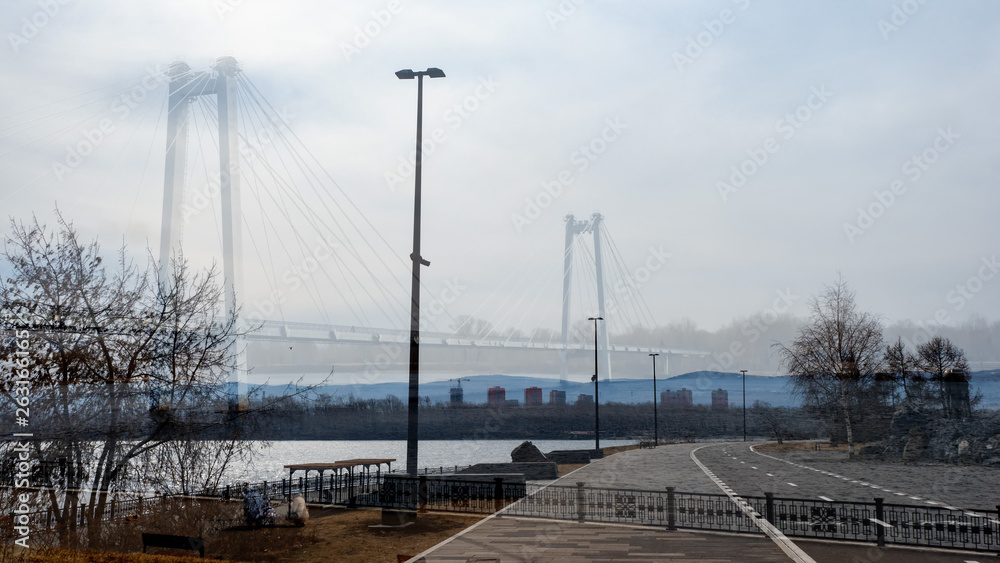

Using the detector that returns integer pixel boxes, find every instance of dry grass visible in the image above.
[22,446,642,562]
[556,463,586,477]
[272,508,480,563]
[16,506,478,563]
[5,547,218,562]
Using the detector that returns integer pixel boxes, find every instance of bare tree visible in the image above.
[0,213,256,545]
[750,401,788,443]
[451,315,494,339]
[775,277,884,458]
[915,336,969,415]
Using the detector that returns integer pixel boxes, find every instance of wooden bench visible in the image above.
[142,533,205,557]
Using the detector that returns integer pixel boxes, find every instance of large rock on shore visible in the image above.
[902,428,926,462]
[511,441,548,463]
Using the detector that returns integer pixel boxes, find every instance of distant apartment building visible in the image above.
[549,389,566,406]
[711,388,729,409]
[524,387,543,406]
[576,393,594,405]
[449,386,464,405]
[487,386,506,407]
[505,399,520,407]
[660,388,692,408]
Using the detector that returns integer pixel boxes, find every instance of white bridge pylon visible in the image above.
[561,212,612,381]
[158,57,247,409]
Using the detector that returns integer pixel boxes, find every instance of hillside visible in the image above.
[256,369,1000,409]
[258,371,800,407]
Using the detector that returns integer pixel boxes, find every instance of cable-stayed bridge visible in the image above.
[0,58,711,385]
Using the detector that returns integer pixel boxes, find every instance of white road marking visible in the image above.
[691,445,816,563]
[766,473,775,477]
[747,444,963,513]
[819,496,834,502]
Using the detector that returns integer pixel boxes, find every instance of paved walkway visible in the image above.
[405,442,998,562]
[413,517,790,562]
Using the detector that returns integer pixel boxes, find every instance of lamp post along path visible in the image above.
[589,316,603,451]
[397,67,445,477]
[740,369,748,442]
[649,353,659,447]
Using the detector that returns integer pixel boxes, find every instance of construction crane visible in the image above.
[449,378,470,405]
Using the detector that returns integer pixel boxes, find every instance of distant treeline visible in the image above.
[255,394,823,441]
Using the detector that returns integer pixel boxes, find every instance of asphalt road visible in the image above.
[693,442,1000,513]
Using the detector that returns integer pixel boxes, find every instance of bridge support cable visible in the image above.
[230,88,374,327]
[195,76,406,330]
[0,70,191,155]
[497,253,569,346]
[480,230,573,343]
[124,91,169,236]
[235,74,414,330]
[591,214,611,379]
[601,223,660,332]
[239,73,436,329]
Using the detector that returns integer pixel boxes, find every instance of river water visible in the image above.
[235,439,637,483]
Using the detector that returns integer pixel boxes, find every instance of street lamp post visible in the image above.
[397,67,445,476]
[589,316,603,451]
[740,369,748,442]
[649,353,659,447]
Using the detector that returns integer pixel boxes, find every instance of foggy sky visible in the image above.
[1,0,998,338]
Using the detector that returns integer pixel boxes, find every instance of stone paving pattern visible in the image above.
[419,518,790,562]
[411,442,1000,562]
